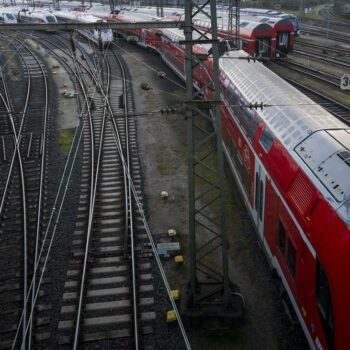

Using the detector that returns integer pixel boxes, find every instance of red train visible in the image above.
[108,11,350,350]
[105,8,279,59]
[111,7,295,58]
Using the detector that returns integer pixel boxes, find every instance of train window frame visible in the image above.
[287,240,297,278]
[316,260,334,350]
[259,180,264,220]
[259,127,275,153]
[277,220,286,255]
[247,114,259,140]
[255,172,259,211]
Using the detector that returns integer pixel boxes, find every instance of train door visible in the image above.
[276,31,289,56]
[256,38,270,58]
[253,158,266,240]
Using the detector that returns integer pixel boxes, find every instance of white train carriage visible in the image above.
[17,10,57,31]
[54,11,113,46]
[0,11,17,23]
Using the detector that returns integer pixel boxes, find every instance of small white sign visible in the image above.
[341,74,350,90]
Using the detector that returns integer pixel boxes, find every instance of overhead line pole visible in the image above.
[183,0,244,327]
[228,0,240,48]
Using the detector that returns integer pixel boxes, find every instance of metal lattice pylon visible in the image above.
[157,0,164,17]
[228,0,240,48]
[183,0,243,326]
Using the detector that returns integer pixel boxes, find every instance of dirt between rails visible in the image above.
[119,40,309,350]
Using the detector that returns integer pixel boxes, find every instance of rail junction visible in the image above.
[0,2,349,350]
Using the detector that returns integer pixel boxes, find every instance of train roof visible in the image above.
[197,17,274,36]
[54,10,105,23]
[125,7,275,38]
[241,15,295,29]
[18,10,57,19]
[220,50,350,215]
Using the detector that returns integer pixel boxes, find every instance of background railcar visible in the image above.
[18,10,57,24]
[54,11,113,46]
[112,8,276,59]
[195,18,275,59]
[240,7,300,35]
[0,11,17,23]
[16,9,57,32]
[238,15,295,57]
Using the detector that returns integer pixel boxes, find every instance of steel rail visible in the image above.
[107,41,191,350]
[26,43,49,350]
[72,41,140,347]
[1,35,50,349]
[10,35,90,350]
[0,35,33,348]
[107,48,139,349]
[71,52,98,350]
[292,48,350,69]
[275,59,340,87]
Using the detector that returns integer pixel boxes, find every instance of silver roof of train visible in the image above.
[220,50,350,220]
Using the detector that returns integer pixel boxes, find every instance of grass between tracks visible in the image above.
[58,128,74,154]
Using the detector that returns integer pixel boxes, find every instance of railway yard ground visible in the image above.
[1,5,350,350]
[121,41,308,350]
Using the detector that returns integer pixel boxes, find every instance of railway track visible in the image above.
[295,39,350,59]
[0,34,52,348]
[275,59,340,87]
[37,35,157,348]
[0,28,190,350]
[284,78,350,126]
[292,48,350,69]
[301,24,350,44]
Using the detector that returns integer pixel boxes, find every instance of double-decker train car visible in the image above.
[250,16,295,57]
[217,50,349,350]
[107,11,350,349]
[54,11,113,46]
[240,7,300,35]
[108,8,276,59]
[195,16,275,59]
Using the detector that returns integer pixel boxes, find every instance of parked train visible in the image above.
[109,10,350,350]
[113,7,294,59]
[239,7,300,35]
[17,9,57,24]
[0,10,17,23]
[53,11,113,47]
[108,9,277,59]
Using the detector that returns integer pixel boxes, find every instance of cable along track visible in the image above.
[0,34,51,349]
[56,41,155,348]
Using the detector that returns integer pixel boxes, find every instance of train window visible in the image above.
[316,261,334,350]
[259,127,275,153]
[255,173,259,210]
[226,136,234,157]
[242,167,250,195]
[46,15,56,23]
[277,220,286,254]
[287,241,296,278]
[278,32,289,46]
[248,115,260,140]
[259,180,264,220]
[242,110,253,135]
